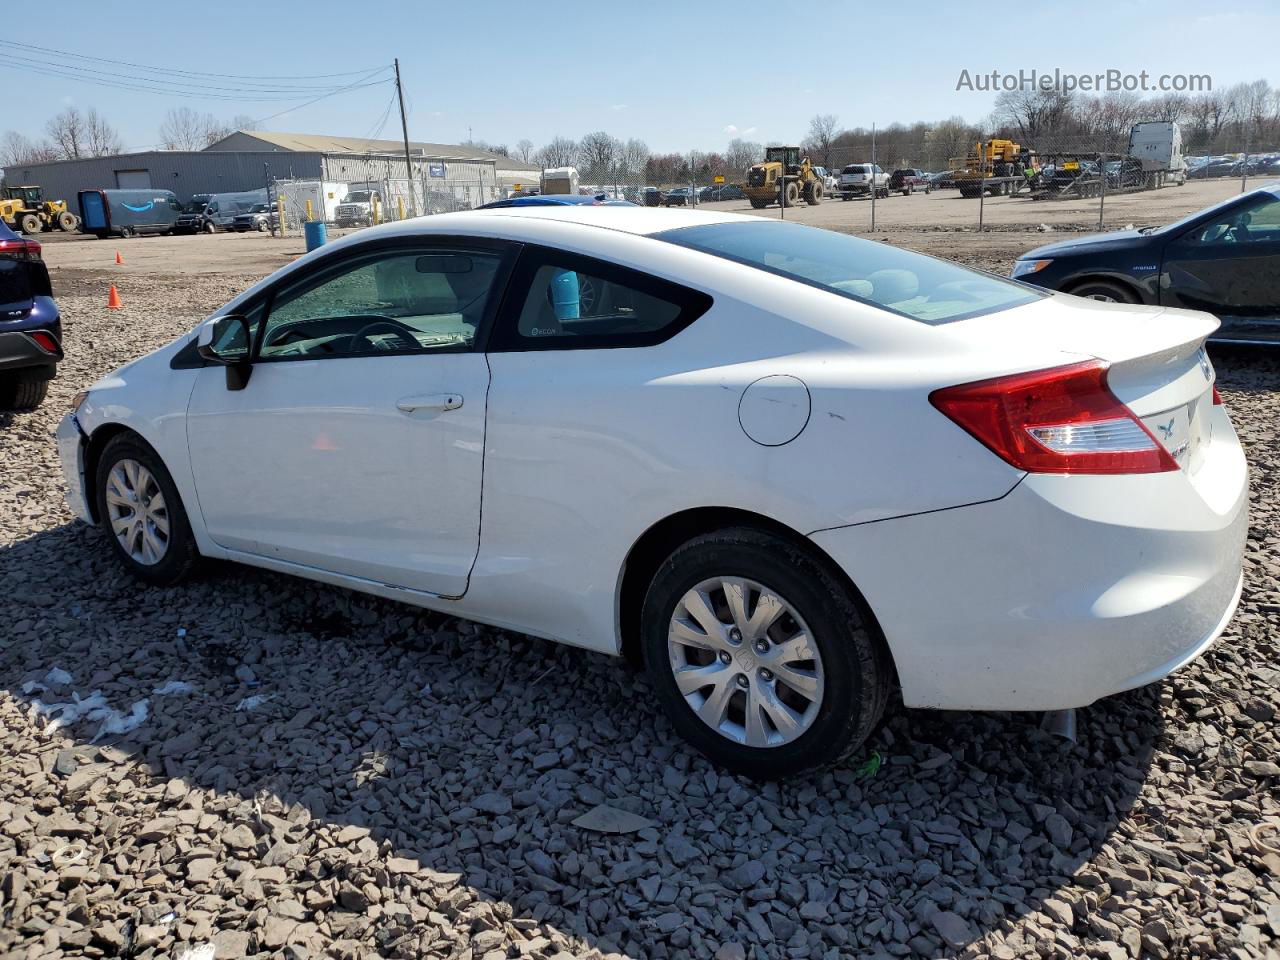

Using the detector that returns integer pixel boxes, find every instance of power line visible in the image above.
[0,59,390,104]
[0,52,388,98]
[244,76,395,127]
[0,39,387,86]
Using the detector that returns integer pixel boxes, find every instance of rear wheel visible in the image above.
[642,527,891,779]
[119,227,134,239]
[1069,279,1139,304]
[95,434,200,586]
[19,214,42,235]
[56,211,78,231]
[0,375,49,410]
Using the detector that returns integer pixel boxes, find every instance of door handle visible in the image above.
[396,393,463,413]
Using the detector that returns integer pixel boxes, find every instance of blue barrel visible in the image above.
[549,269,581,320]
[303,220,327,252]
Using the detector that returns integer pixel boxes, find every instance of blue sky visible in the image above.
[7,0,1277,155]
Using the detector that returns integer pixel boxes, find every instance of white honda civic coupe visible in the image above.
[57,206,1247,777]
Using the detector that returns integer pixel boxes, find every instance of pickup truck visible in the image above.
[837,163,890,199]
[889,169,931,195]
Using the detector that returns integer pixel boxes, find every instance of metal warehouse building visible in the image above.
[2,130,541,207]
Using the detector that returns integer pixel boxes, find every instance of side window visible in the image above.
[496,250,711,351]
[259,249,503,359]
[1182,195,1280,246]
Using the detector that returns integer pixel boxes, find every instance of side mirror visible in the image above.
[196,314,253,391]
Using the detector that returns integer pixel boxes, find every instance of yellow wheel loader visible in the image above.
[744,146,825,209]
[0,185,79,235]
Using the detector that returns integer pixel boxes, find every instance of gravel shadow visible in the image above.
[0,517,1161,960]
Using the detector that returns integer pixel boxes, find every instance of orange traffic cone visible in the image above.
[107,285,122,310]
[114,250,123,265]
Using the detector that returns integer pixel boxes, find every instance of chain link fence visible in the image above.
[692,124,1279,233]
[263,159,500,235]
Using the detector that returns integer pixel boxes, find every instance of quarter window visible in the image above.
[259,249,503,359]
[493,249,711,350]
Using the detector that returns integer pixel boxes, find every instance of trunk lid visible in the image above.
[960,295,1220,473]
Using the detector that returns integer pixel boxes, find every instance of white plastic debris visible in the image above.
[29,689,150,742]
[20,681,46,695]
[177,945,215,960]
[154,680,195,696]
[45,667,73,686]
[176,627,187,638]
[32,690,111,734]
[236,694,275,712]
[93,699,149,742]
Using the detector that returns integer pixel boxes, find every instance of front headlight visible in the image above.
[1011,258,1053,279]
[70,390,89,414]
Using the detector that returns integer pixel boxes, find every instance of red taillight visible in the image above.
[0,238,41,260]
[29,331,59,353]
[930,360,1178,475]
[1212,385,1223,406]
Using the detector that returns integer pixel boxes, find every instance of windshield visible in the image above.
[248,204,268,214]
[184,198,209,213]
[345,192,371,203]
[657,220,1042,325]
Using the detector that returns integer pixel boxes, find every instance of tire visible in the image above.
[1069,279,1139,304]
[925,184,932,194]
[94,433,200,587]
[119,227,134,239]
[56,211,78,231]
[641,527,891,779]
[805,180,823,205]
[749,199,769,209]
[782,181,800,207]
[203,221,216,234]
[0,375,49,410]
[19,214,42,235]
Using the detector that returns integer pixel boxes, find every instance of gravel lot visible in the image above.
[2,232,1279,960]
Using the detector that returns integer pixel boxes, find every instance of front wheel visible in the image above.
[642,528,891,779]
[95,433,200,586]
[1069,279,1139,304]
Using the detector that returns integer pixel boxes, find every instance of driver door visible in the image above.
[186,240,515,597]
[1162,191,1280,342]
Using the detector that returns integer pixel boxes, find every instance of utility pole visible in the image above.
[394,58,415,215]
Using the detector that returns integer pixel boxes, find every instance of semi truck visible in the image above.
[1127,121,1187,188]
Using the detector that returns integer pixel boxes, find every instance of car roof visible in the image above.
[461,204,752,235]
[0,220,18,242]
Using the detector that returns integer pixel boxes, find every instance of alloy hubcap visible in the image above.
[104,459,169,565]
[667,577,824,749]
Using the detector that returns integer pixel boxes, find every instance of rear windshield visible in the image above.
[842,165,868,174]
[656,220,1042,325]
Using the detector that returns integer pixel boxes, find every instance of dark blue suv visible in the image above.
[0,221,61,410]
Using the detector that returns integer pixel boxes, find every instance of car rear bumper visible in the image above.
[810,404,1248,711]
[57,413,93,524]
[0,327,62,373]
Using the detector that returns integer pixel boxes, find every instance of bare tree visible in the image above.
[725,138,763,173]
[618,138,649,181]
[578,131,621,184]
[923,116,980,170]
[46,107,86,160]
[0,131,59,167]
[85,108,123,156]
[515,139,533,163]
[534,136,578,168]
[992,88,1076,141]
[160,107,208,150]
[805,114,839,170]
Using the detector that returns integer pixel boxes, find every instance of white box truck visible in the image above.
[1127,122,1187,188]
[542,167,580,196]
